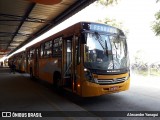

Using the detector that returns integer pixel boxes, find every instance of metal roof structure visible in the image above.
[0,0,96,58]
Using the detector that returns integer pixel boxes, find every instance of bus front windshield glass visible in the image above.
[84,32,129,71]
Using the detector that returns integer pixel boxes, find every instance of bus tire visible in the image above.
[53,72,61,89]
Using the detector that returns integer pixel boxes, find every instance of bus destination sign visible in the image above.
[84,23,119,34]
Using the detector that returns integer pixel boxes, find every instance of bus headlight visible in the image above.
[84,68,95,83]
[125,72,130,81]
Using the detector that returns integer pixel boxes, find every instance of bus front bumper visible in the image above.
[81,78,130,97]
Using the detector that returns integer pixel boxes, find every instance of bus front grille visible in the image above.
[95,77,127,85]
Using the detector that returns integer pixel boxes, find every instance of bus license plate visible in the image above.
[109,86,119,91]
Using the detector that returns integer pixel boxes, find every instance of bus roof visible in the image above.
[26,21,125,50]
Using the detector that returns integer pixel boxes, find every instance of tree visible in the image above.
[152,11,160,36]
[97,17,129,35]
[97,18,123,29]
[96,0,118,6]
[152,0,160,36]
[95,0,129,34]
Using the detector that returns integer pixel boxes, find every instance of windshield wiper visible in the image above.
[113,42,118,59]
[94,32,111,57]
[94,32,105,50]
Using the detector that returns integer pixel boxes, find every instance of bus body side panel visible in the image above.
[21,54,26,72]
[18,52,26,72]
[76,44,85,96]
[21,59,26,72]
[38,57,61,84]
[26,51,30,74]
[29,61,33,74]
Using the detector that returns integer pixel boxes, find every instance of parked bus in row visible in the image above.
[8,22,130,97]
[8,51,26,72]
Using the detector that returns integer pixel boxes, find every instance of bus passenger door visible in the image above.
[63,36,80,93]
[63,37,73,90]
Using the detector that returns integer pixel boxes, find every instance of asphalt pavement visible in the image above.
[0,67,160,120]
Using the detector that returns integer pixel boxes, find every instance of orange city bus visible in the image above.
[25,22,130,97]
[15,51,26,72]
[8,51,26,72]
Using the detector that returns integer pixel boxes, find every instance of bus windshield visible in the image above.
[84,32,129,72]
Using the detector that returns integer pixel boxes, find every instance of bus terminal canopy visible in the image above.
[0,0,96,58]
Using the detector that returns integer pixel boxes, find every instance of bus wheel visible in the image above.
[53,72,61,89]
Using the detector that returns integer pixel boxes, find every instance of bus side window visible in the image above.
[31,53,33,58]
[28,50,31,59]
[53,37,62,57]
[30,49,35,59]
[44,40,52,58]
[40,44,44,58]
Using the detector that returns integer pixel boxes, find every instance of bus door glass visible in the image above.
[64,37,73,89]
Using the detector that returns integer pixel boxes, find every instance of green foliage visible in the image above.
[97,18,122,29]
[152,11,160,36]
[95,0,128,34]
[152,0,160,36]
[97,18,129,35]
[96,0,118,6]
